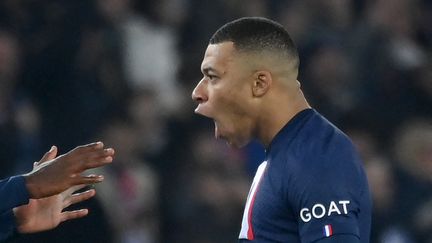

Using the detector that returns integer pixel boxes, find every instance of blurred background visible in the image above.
[0,0,431,242]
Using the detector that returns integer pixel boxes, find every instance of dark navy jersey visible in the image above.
[0,175,30,241]
[239,109,371,242]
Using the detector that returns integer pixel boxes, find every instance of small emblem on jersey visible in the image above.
[323,225,333,237]
[300,200,350,222]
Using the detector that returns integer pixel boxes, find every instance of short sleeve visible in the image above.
[287,154,367,243]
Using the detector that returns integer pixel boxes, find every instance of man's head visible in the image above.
[192,17,301,147]
[209,17,299,68]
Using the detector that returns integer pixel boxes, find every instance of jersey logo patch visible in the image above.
[300,200,350,222]
[323,224,333,237]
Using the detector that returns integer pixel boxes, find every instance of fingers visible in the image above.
[25,142,113,199]
[37,146,58,166]
[91,148,115,159]
[61,189,95,223]
[79,148,115,170]
[74,174,105,186]
[62,142,104,162]
[70,142,104,154]
[63,184,88,196]
[64,143,114,170]
[64,188,96,208]
[60,209,89,223]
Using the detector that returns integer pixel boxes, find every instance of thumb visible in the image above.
[37,146,58,166]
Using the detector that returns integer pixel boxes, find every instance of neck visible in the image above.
[257,90,310,148]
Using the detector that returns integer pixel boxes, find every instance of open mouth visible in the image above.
[194,105,213,120]
[194,106,223,140]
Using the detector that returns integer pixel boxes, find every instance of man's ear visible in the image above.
[252,71,272,97]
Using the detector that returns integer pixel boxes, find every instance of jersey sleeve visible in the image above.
[0,175,30,213]
[0,209,19,241]
[285,143,369,243]
[0,175,29,241]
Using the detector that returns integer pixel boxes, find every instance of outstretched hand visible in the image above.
[14,144,111,234]
[24,142,115,199]
[13,184,96,234]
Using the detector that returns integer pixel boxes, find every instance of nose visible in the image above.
[191,79,208,103]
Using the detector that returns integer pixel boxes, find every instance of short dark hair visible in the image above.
[210,17,299,67]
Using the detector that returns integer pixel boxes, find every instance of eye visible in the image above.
[207,74,218,81]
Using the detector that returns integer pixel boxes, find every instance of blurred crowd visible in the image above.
[0,0,430,242]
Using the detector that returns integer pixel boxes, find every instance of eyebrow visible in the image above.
[202,67,218,75]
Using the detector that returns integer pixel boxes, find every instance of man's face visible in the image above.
[192,42,255,148]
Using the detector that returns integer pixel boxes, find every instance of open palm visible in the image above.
[13,146,97,233]
[14,185,94,233]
